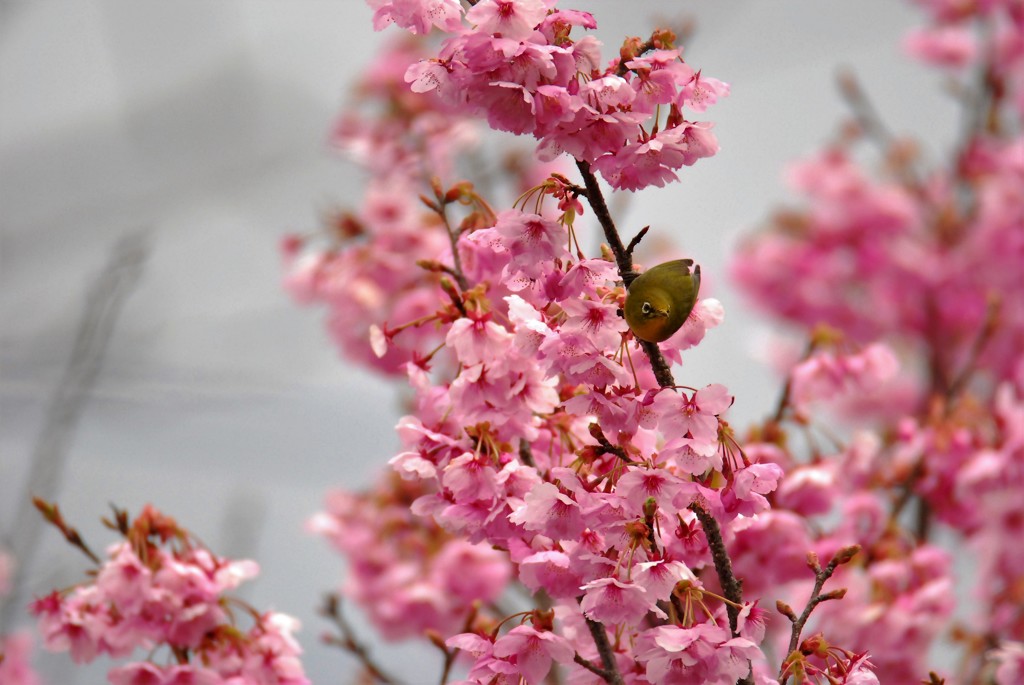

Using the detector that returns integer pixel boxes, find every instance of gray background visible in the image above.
[1,1,953,682]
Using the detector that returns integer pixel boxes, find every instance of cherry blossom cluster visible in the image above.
[786,336,901,418]
[904,0,1024,115]
[308,473,510,640]
[282,40,479,375]
[29,504,309,685]
[730,0,1024,680]
[393,0,727,191]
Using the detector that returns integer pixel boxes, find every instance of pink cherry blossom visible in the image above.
[0,631,43,685]
[492,625,574,685]
[579,577,654,626]
[654,384,732,446]
[367,0,463,35]
[466,0,551,41]
[636,623,759,685]
[904,25,977,67]
[517,550,585,599]
[509,482,585,540]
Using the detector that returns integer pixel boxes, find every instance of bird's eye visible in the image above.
[641,302,653,315]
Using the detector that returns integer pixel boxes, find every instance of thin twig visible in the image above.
[625,226,650,258]
[438,641,458,685]
[436,205,470,293]
[320,594,403,685]
[575,160,634,282]
[32,497,101,565]
[439,278,468,318]
[837,69,898,148]
[638,340,676,388]
[837,68,929,195]
[781,546,860,660]
[888,457,925,527]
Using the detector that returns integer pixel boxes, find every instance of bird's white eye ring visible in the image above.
[641,302,653,315]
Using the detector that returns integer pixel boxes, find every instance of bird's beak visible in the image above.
[655,308,670,318]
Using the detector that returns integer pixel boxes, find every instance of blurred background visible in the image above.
[0,1,954,682]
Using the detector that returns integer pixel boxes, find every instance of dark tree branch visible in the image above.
[690,505,756,683]
[575,161,675,388]
[689,504,743,635]
[625,225,650,258]
[584,617,625,685]
[573,653,611,679]
[588,424,634,464]
[577,159,749,683]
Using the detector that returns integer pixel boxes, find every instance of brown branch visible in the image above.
[425,181,471,293]
[575,161,676,388]
[837,68,928,194]
[770,337,818,424]
[320,594,403,685]
[438,278,468,318]
[584,617,625,685]
[575,160,634,282]
[588,424,634,464]
[32,497,101,565]
[625,225,650,258]
[576,157,749,683]
[689,503,743,635]
[437,211,470,293]
[438,639,458,685]
[573,653,612,679]
[692,505,753,685]
[416,258,465,283]
[888,458,926,526]
[780,546,860,661]
[518,439,537,468]
[639,340,676,388]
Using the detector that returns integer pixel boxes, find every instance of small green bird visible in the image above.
[624,259,701,343]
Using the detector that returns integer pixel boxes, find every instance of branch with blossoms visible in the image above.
[29,501,311,685]
[778,544,860,671]
[291,1,784,683]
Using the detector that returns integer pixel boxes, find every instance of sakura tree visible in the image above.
[16,1,1024,684]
